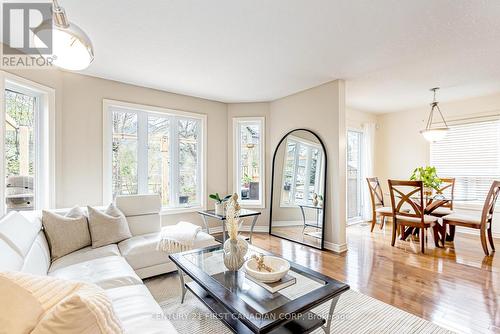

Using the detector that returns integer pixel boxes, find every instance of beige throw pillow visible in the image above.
[87,204,132,248]
[42,208,91,261]
[0,271,123,334]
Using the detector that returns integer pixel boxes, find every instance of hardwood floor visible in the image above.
[246,223,500,334]
[270,225,322,248]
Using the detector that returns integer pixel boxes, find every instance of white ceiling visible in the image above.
[64,0,500,113]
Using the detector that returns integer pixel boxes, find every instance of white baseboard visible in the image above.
[324,241,348,253]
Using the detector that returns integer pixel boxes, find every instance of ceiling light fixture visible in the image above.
[420,87,449,142]
[34,0,94,71]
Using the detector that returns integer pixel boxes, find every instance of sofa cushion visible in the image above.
[42,210,91,261]
[49,244,121,273]
[22,232,51,275]
[88,205,132,248]
[116,194,161,236]
[0,211,41,257]
[118,227,216,270]
[0,238,24,271]
[106,284,176,334]
[49,256,142,289]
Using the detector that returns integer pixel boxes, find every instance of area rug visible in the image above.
[145,273,455,334]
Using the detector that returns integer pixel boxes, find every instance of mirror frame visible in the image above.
[268,128,327,250]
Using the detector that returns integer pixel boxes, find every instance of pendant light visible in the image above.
[420,87,449,142]
[34,0,94,71]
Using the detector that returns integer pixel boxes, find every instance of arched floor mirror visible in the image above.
[269,129,327,249]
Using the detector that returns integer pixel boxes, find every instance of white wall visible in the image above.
[346,107,377,130]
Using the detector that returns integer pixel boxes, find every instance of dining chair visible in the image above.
[388,180,440,253]
[430,178,455,218]
[442,180,500,256]
[366,177,393,232]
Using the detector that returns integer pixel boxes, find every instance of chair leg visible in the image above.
[380,216,386,230]
[488,227,495,251]
[420,228,425,253]
[391,220,397,247]
[480,229,490,256]
[441,222,447,246]
[449,225,456,241]
[432,225,440,247]
[370,213,377,232]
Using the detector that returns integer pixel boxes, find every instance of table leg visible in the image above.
[249,215,259,244]
[201,215,210,234]
[299,206,307,234]
[322,295,340,334]
[176,265,187,304]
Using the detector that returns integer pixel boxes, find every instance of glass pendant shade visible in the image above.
[33,1,94,71]
[421,88,449,142]
[420,128,448,142]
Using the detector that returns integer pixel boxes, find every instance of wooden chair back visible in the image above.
[366,177,385,209]
[480,181,500,228]
[388,180,425,226]
[436,178,455,209]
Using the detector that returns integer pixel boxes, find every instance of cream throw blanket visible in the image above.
[156,221,202,253]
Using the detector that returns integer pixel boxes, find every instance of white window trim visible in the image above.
[0,71,56,214]
[279,135,324,208]
[102,99,207,214]
[233,117,265,208]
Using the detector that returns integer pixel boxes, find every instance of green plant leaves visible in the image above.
[410,166,442,190]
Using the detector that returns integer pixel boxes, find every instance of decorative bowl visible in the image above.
[244,256,290,283]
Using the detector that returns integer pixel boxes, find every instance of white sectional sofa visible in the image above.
[0,194,218,333]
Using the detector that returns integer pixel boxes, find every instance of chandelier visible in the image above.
[420,87,449,142]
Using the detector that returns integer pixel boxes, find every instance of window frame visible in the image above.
[233,117,265,208]
[0,71,56,215]
[102,99,207,214]
[279,134,324,208]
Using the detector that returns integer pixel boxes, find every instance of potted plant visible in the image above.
[410,166,442,196]
[209,192,231,215]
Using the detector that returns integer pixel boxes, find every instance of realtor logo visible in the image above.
[2,2,53,55]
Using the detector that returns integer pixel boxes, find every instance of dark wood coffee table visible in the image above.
[169,244,349,334]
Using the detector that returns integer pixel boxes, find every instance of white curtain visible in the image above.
[361,122,376,221]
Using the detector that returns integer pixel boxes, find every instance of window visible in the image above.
[430,120,500,205]
[104,100,206,212]
[233,117,264,207]
[1,75,54,215]
[347,130,363,222]
[280,136,323,207]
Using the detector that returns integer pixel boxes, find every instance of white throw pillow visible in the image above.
[42,209,91,261]
[0,271,123,334]
[87,204,132,248]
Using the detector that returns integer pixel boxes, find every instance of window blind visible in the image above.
[430,120,500,203]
